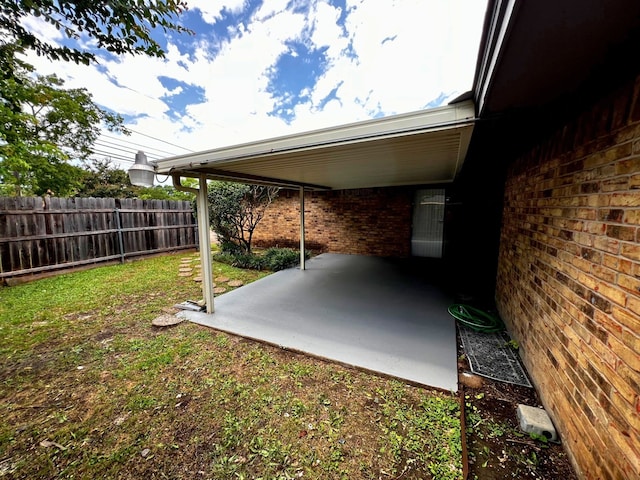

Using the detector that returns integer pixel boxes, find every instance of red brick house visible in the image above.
[149,1,640,477]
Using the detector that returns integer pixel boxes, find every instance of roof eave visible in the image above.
[155,101,475,176]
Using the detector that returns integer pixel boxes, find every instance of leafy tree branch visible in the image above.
[208,182,280,254]
[0,0,192,65]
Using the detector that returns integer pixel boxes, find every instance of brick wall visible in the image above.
[252,187,412,257]
[496,75,640,479]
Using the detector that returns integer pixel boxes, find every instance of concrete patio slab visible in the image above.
[179,253,458,391]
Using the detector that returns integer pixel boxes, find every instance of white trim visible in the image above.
[156,102,475,175]
[475,0,518,116]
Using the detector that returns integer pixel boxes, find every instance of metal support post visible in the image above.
[196,175,215,313]
[299,186,305,270]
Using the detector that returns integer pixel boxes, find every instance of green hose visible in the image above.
[448,304,504,333]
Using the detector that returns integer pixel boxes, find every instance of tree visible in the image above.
[208,182,280,254]
[0,0,191,196]
[0,52,125,195]
[76,158,196,200]
[21,155,86,196]
[0,0,190,66]
[76,158,136,198]
[137,184,195,202]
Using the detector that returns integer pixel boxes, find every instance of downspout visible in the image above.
[299,186,305,270]
[173,174,215,313]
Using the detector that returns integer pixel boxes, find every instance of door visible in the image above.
[411,188,445,258]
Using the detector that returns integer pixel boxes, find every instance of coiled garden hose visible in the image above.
[447,304,504,333]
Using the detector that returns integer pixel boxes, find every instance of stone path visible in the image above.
[177,255,244,293]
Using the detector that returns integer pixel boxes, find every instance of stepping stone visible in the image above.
[228,280,244,287]
[213,287,227,294]
[179,267,193,273]
[193,276,202,282]
[215,276,230,283]
[178,272,192,277]
[152,314,184,327]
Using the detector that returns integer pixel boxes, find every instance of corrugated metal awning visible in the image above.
[156,100,475,190]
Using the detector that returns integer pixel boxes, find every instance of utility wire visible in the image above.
[125,127,195,153]
[99,132,183,157]
[88,149,135,163]
[93,140,162,160]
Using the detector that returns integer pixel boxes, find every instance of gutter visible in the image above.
[154,101,476,174]
[473,0,521,117]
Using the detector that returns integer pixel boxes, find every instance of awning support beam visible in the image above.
[173,174,214,313]
[300,186,305,271]
[172,168,331,191]
[196,175,214,313]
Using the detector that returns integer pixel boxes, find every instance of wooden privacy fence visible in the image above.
[0,196,198,279]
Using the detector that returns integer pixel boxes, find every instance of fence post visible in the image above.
[114,208,125,263]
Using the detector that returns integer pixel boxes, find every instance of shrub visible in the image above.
[231,254,267,270]
[262,247,301,271]
[213,248,310,272]
[219,240,242,254]
[207,182,279,254]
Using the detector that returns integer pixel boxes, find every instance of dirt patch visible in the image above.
[458,329,578,479]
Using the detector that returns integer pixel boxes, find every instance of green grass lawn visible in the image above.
[0,252,462,479]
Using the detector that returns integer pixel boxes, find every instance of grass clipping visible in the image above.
[0,253,462,479]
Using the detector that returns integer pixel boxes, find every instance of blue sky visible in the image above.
[22,0,487,166]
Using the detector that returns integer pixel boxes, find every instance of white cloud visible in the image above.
[186,0,247,24]
[20,15,63,43]
[16,0,487,164]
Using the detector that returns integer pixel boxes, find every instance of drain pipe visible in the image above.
[173,174,214,314]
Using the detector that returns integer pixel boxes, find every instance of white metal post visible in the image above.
[299,186,305,270]
[197,175,215,313]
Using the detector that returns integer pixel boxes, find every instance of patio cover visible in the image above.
[152,100,475,313]
[155,100,475,190]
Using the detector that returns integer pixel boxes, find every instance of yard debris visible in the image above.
[113,414,129,426]
[40,440,67,450]
[459,372,484,389]
[174,301,205,312]
[140,448,150,458]
[0,458,16,476]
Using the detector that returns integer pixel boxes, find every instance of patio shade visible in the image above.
[155,100,475,190]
